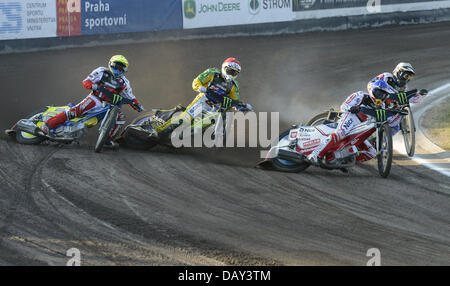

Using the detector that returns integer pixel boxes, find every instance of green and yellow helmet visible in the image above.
[109,55,129,77]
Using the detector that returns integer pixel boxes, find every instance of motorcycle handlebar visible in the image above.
[99,87,135,106]
[386,89,427,106]
[206,92,241,108]
[359,106,408,119]
[204,90,252,112]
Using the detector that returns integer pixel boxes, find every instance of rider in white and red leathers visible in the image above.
[40,55,144,146]
[308,79,397,164]
[369,63,427,135]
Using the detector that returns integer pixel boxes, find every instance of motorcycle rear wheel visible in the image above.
[305,111,329,126]
[270,130,311,173]
[15,108,47,145]
[121,111,160,150]
[131,112,155,125]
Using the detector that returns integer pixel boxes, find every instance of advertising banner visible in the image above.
[0,0,57,40]
[182,0,294,29]
[293,0,449,11]
[57,0,81,36]
[80,0,182,35]
[293,0,450,20]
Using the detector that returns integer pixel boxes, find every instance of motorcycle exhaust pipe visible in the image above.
[320,155,356,169]
[277,149,306,163]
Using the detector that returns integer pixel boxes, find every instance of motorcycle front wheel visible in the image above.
[377,123,393,178]
[95,107,118,153]
[401,107,415,157]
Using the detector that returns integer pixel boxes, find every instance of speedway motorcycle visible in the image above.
[304,89,426,157]
[116,88,252,150]
[5,83,136,153]
[258,106,409,178]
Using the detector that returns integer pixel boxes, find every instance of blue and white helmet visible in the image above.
[367,79,397,107]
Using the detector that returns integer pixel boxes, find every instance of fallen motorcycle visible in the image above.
[115,89,252,150]
[5,83,136,153]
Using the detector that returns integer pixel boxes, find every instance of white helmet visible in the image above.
[393,62,415,87]
[221,57,241,82]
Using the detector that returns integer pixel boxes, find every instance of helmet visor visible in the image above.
[110,61,127,73]
[401,72,414,82]
[225,66,239,77]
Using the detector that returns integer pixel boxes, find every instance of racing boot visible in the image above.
[288,139,298,150]
[104,140,119,150]
[356,140,377,162]
[307,151,321,165]
[39,111,69,136]
[339,168,349,173]
[38,123,51,136]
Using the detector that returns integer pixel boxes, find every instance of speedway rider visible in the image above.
[307,79,397,164]
[193,57,252,111]
[39,55,144,148]
[152,57,252,137]
[369,62,428,135]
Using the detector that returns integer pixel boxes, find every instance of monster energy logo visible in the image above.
[112,94,123,104]
[397,92,408,105]
[223,97,232,108]
[376,109,386,122]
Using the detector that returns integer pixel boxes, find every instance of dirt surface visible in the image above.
[1,22,450,265]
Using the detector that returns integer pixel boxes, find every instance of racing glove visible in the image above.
[131,99,145,112]
[208,85,227,96]
[349,106,360,114]
[205,86,228,105]
[408,89,429,105]
[83,79,103,91]
[198,86,207,93]
[236,103,253,112]
[419,89,428,96]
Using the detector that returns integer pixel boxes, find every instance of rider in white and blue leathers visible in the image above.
[308,79,397,164]
[368,63,427,135]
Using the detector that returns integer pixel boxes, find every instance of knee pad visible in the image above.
[65,110,77,120]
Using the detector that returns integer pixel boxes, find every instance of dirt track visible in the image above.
[0,22,449,265]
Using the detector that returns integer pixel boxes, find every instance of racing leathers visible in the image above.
[44,67,142,139]
[149,68,243,137]
[369,72,427,135]
[309,91,379,163]
[192,67,240,102]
